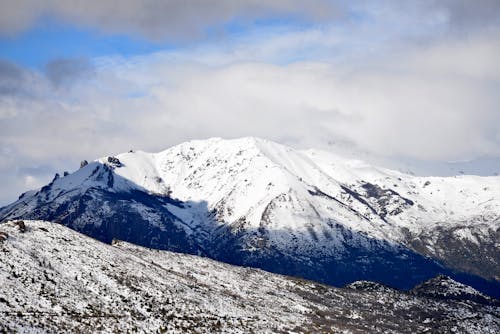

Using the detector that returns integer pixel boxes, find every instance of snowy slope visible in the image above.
[0,220,498,334]
[111,137,500,242]
[1,137,499,291]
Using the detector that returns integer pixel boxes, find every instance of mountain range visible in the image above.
[1,137,499,297]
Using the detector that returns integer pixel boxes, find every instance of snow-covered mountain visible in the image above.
[1,220,498,333]
[1,137,499,296]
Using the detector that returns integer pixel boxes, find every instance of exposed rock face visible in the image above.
[0,221,498,334]
[1,137,499,298]
[406,222,500,282]
[106,156,122,167]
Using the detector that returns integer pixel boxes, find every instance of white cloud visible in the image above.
[2,29,499,160]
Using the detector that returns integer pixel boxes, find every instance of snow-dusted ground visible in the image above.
[0,220,498,334]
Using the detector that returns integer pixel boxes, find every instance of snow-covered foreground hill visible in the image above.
[1,137,499,296]
[0,220,498,334]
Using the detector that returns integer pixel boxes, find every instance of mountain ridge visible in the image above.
[1,137,499,296]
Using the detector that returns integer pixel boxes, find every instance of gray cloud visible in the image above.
[44,57,94,87]
[429,0,500,28]
[0,0,339,40]
[1,0,498,41]
[368,0,500,26]
[0,60,33,97]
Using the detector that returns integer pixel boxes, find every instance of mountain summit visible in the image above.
[1,137,499,296]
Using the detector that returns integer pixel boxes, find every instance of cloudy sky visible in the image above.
[1,0,500,204]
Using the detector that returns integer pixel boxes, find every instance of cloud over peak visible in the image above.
[0,0,499,204]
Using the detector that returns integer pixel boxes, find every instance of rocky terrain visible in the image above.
[0,220,498,333]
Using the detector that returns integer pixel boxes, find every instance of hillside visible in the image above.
[0,220,498,333]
